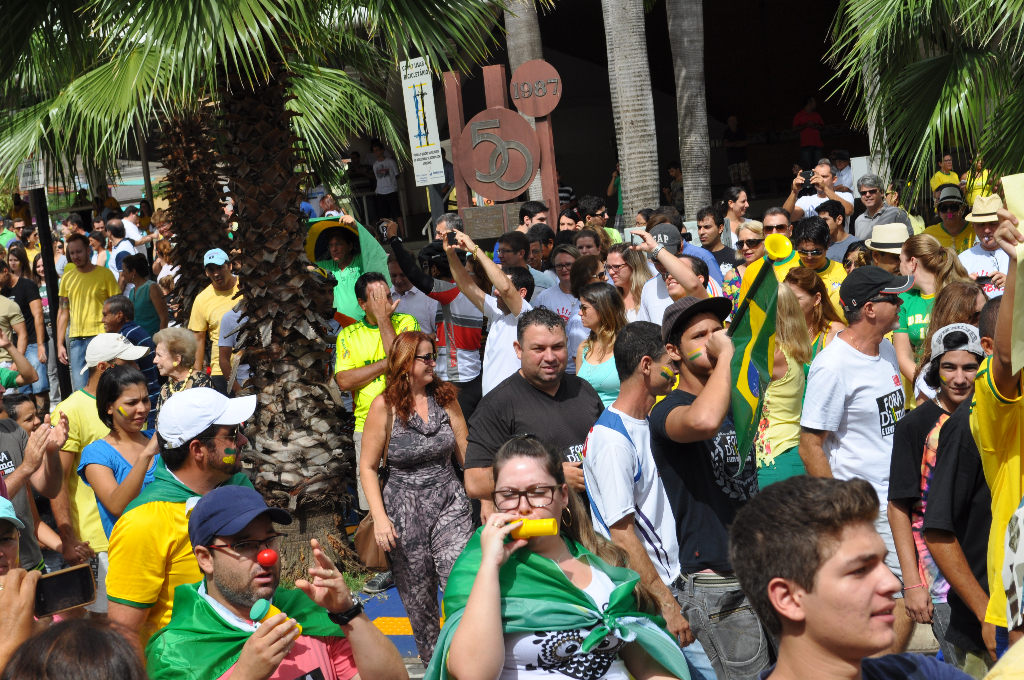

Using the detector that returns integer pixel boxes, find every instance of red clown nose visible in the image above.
[257,549,278,567]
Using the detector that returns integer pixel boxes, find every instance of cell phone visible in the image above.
[976,276,993,285]
[631,232,643,245]
[446,231,457,246]
[34,564,96,617]
[375,220,390,241]
[800,170,815,184]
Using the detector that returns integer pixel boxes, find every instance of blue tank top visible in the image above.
[578,346,620,407]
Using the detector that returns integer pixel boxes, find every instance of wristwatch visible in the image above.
[386,235,403,245]
[327,600,364,626]
[651,245,664,260]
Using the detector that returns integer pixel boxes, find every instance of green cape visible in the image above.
[308,218,391,322]
[123,458,253,515]
[146,582,345,680]
[424,528,690,680]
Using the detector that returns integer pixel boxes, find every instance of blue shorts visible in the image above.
[18,342,49,394]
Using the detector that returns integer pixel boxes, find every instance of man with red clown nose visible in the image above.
[147,485,407,680]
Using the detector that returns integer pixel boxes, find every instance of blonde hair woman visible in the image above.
[754,283,813,487]
[575,283,629,407]
[723,220,765,316]
[893,234,971,385]
[606,243,653,321]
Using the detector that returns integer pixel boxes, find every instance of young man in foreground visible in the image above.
[730,475,971,680]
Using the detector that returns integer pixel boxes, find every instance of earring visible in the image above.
[173,361,178,367]
[562,506,573,527]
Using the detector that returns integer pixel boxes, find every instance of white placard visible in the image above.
[400,58,446,187]
[18,156,45,191]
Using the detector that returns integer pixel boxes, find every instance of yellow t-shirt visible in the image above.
[187,281,240,376]
[738,252,800,304]
[813,259,847,320]
[930,170,960,192]
[923,222,976,254]
[58,265,122,338]
[23,246,40,263]
[10,204,30,221]
[964,169,990,207]
[106,463,254,648]
[969,357,1023,627]
[334,313,419,431]
[0,295,24,363]
[54,389,111,553]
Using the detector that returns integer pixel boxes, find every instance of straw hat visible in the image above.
[966,194,1002,223]
[865,223,910,254]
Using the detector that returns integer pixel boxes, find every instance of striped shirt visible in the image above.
[427,279,483,383]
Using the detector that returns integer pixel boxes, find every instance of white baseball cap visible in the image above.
[158,387,257,448]
[82,333,150,374]
[930,323,984,360]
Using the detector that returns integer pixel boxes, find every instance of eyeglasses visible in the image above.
[736,239,764,249]
[859,189,879,196]
[211,425,242,441]
[498,249,520,257]
[491,485,559,511]
[414,352,438,363]
[797,248,824,257]
[553,262,574,271]
[207,533,286,560]
[605,263,630,274]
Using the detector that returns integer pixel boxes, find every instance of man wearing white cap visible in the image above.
[188,248,239,395]
[51,333,149,616]
[106,386,256,653]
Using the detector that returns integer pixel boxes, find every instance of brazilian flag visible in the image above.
[728,262,778,470]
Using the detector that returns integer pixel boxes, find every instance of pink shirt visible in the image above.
[219,636,357,680]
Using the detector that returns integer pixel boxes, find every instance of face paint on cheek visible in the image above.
[687,349,703,362]
[117,406,129,418]
[660,368,674,382]
[222,447,237,465]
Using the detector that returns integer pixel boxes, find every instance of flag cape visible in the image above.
[123,458,253,515]
[307,217,391,322]
[728,258,779,470]
[424,528,690,680]
[145,582,345,680]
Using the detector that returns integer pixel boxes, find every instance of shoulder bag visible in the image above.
[352,408,393,572]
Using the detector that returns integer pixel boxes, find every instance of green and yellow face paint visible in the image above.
[117,406,129,419]
[660,367,675,382]
[222,447,237,466]
[686,349,703,363]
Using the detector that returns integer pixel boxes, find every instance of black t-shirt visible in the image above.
[465,372,604,469]
[1,277,44,345]
[922,405,992,652]
[722,128,749,164]
[711,247,738,274]
[649,390,759,573]
[888,400,946,502]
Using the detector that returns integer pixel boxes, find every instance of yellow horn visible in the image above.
[765,233,793,261]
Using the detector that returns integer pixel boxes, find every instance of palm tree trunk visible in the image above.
[666,0,710,220]
[157,104,232,324]
[219,60,355,577]
[600,0,660,219]
[505,0,545,201]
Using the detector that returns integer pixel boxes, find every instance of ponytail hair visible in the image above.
[492,436,660,615]
[717,186,746,217]
[902,234,971,293]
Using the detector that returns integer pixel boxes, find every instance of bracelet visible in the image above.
[472,245,479,256]
[903,583,927,591]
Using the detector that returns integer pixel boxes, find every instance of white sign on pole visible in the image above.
[400,58,446,187]
[18,156,45,191]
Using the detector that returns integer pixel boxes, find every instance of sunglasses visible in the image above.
[868,294,900,305]
[797,248,824,257]
[763,225,789,234]
[414,352,438,363]
[859,189,879,196]
[736,238,764,249]
[938,204,962,213]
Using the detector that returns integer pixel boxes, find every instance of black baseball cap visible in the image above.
[662,296,732,344]
[188,486,292,549]
[838,266,913,313]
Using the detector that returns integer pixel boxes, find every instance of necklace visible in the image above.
[167,368,195,394]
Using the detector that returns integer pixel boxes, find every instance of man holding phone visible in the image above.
[783,158,854,222]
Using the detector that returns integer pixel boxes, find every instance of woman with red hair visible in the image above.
[360,331,473,662]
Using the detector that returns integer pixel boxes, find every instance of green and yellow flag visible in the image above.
[728,236,788,470]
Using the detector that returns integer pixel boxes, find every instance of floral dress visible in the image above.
[156,369,215,415]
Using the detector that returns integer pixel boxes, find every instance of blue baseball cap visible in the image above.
[204,248,230,267]
[188,486,291,549]
[0,496,25,529]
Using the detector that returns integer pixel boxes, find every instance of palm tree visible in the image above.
[505,0,546,201]
[600,0,660,219]
[665,0,710,220]
[1,0,503,574]
[829,0,1024,192]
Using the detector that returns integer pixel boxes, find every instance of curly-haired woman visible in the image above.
[360,330,473,662]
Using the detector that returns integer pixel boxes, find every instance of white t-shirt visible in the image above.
[392,286,438,335]
[500,557,629,680]
[528,267,556,301]
[107,239,136,278]
[373,158,399,195]
[959,243,1008,298]
[583,407,681,584]
[635,274,722,326]
[218,308,250,382]
[533,286,582,375]
[482,296,532,395]
[122,219,148,256]
[801,335,906,577]
[796,191,855,218]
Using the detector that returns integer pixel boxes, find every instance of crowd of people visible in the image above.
[0,150,1022,680]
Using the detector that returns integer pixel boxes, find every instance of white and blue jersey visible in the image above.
[582,406,681,585]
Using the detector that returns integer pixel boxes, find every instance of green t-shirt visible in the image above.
[318,256,364,322]
[896,289,935,353]
[0,367,18,389]
[0,231,16,248]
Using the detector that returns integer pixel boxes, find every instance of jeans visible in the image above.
[47,337,60,406]
[19,343,49,395]
[671,573,774,680]
[68,336,94,392]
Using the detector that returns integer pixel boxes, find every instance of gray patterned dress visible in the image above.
[382,394,473,661]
